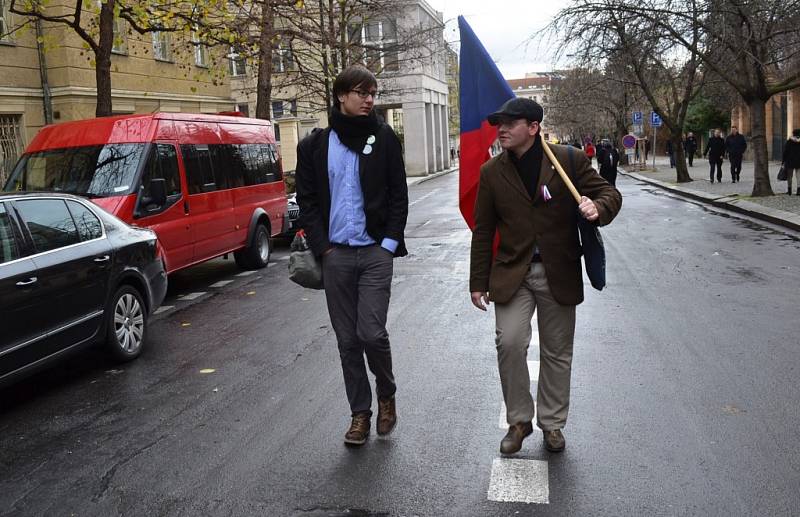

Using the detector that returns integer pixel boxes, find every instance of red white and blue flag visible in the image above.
[458,15,515,229]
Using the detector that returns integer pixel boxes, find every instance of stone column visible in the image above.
[276,117,300,172]
[425,102,435,173]
[402,101,428,176]
[433,102,443,171]
[790,88,800,136]
[440,104,450,169]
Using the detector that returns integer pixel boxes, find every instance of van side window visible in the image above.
[262,144,282,183]
[182,145,216,194]
[140,144,182,199]
[211,144,245,190]
[239,144,261,186]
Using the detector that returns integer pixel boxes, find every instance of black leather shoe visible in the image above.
[543,429,566,452]
[500,422,533,454]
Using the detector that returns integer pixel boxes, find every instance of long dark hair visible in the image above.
[332,65,378,109]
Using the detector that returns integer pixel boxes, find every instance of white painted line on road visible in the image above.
[209,280,234,288]
[408,188,440,207]
[278,255,290,261]
[154,305,174,314]
[487,458,549,504]
[179,292,205,301]
[236,271,257,277]
[268,262,276,267]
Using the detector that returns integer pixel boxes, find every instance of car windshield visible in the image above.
[3,144,147,198]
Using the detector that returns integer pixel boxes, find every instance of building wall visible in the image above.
[0,3,235,182]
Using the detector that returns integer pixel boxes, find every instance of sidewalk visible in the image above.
[406,164,458,186]
[620,156,800,232]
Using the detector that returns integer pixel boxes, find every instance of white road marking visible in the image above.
[179,292,205,301]
[209,280,234,288]
[154,305,174,314]
[408,188,440,207]
[268,262,276,267]
[487,458,549,504]
[236,271,257,277]
[278,255,290,261]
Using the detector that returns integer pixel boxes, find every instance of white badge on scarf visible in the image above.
[363,134,376,155]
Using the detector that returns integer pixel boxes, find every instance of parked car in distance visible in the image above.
[3,113,287,274]
[0,192,167,387]
[279,192,299,239]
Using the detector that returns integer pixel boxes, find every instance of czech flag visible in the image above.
[458,15,515,229]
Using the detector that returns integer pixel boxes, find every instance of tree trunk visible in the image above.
[318,0,331,109]
[95,0,115,117]
[672,135,692,182]
[748,97,774,196]
[255,0,275,120]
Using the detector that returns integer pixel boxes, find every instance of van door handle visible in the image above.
[184,200,190,214]
[93,255,110,263]
[16,277,37,287]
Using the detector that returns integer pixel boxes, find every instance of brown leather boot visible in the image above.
[543,429,566,452]
[376,396,397,436]
[500,422,533,454]
[344,412,370,446]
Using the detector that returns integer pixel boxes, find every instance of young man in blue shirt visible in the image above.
[295,66,409,446]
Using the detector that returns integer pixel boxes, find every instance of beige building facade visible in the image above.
[731,88,800,160]
[0,5,236,183]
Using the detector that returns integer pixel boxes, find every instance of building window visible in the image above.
[272,44,294,73]
[355,19,399,73]
[1,0,11,42]
[112,17,127,54]
[152,31,171,62]
[272,100,284,118]
[229,47,246,76]
[192,30,207,67]
[235,103,250,117]
[0,115,25,187]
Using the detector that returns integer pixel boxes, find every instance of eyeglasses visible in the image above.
[350,89,378,99]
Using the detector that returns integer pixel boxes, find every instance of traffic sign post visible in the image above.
[650,112,662,169]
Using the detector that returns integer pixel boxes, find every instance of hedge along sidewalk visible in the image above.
[619,156,800,232]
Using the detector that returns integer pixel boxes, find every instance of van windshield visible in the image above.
[3,144,147,198]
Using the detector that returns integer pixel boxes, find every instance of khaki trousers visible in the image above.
[495,263,576,431]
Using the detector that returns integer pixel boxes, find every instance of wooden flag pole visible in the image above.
[540,138,582,204]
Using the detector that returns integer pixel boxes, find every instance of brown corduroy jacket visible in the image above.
[469,142,622,306]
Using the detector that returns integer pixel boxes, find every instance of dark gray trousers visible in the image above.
[322,244,395,415]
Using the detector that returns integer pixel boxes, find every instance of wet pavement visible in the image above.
[1,172,799,516]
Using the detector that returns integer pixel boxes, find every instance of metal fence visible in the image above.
[0,115,24,186]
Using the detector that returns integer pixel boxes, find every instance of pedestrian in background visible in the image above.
[644,137,651,162]
[469,98,622,454]
[295,65,408,446]
[666,139,675,168]
[684,132,698,167]
[585,140,596,166]
[598,138,620,186]
[725,126,747,183]
[783,128,800,195]
[704,129,725,183]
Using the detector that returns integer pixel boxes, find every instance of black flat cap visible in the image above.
[487,97,544,125]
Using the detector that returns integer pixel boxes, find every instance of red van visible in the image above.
[3,113,287,273]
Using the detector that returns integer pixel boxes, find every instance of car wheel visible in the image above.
[236,223,270,269]
[106,285,147,362]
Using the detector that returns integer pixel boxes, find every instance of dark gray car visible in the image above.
[0,192,167,387]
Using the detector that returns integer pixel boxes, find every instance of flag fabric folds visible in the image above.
[457,15,515,229]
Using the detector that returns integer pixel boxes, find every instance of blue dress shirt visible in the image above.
[328,130,398,253]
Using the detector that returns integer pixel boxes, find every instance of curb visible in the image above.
[620,170,800,232]
[407,166,458,186]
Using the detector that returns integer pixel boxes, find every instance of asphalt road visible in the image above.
[1,172,799,516]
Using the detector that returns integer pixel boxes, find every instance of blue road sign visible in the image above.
[650,112,662,127]
[633,111,643,124]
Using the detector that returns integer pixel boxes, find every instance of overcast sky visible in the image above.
[426,0,563,79]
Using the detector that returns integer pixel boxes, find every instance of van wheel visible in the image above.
[106,285,147,362]
[235,223,270,269]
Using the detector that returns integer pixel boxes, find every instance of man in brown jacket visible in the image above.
[469,98,622,454]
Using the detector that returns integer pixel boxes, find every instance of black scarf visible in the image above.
[329,108,380,153]
[508,134,543,199]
